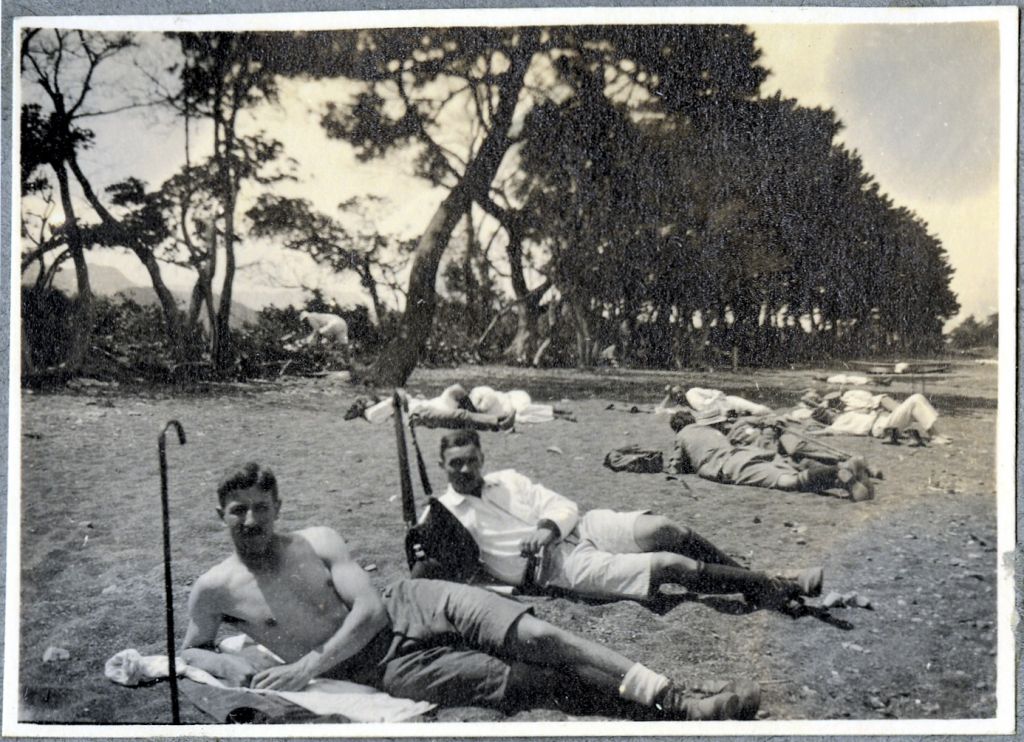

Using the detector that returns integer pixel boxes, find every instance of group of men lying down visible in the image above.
[180,383,945,722]
[650,384,948,502]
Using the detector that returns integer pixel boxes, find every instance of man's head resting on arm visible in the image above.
[439,429,486,496]
[216,462,282,563]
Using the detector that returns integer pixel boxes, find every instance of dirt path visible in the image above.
[15,362,999,723]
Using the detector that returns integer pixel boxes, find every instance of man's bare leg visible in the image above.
[503,614,744,720]
[633,515,742,568]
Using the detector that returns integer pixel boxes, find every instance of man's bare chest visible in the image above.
[222,551,346,643]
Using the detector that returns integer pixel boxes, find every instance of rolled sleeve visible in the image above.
[527,481,579,538]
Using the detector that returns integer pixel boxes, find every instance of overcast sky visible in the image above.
[27,19,1006,327]
[752,21,1002,327]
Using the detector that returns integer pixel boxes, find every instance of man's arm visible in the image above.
[180,575,265,688]
[251,528,388,691]
[508,472,579,556]
[182,575,223,651]
[665,431,692,474]
[519,476,579,537]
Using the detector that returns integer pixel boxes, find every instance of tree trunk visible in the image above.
[136,249,188,360]
[501,220,545,364]
[369,35,536,386]
[360,255,385,325]
[462,212,481,334]
[21,322,35,376]
[567,291,593,368]
[371,184,471,385]
[52,160,93,372]
[214,121,238,373]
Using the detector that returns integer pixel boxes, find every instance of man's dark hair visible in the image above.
[669,410,695,432]
[439,429,482,459]
[217,462,279,507]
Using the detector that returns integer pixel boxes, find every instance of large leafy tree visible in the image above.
[20,29,135,371]
[252,24,766,383]
[515,38,958,367]
[246,194,412,324]
[166,32,282,371]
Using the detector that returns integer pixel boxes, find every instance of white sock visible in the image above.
[618,662,670,706]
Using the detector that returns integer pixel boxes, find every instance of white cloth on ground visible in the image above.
[104,637,435,722]
[825,373,869,385]
[470,386,555,423]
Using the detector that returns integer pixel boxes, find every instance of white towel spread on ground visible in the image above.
[825,373,870,385]
[104,638,435,723]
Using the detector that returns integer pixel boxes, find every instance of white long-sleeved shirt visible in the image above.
[434,469,579,586]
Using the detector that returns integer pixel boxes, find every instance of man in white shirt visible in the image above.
[813,390,949,444]
[418,430,823,608]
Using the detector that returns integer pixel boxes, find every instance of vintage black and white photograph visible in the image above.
[5,5,1017,735]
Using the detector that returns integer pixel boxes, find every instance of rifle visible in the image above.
[392,390,418,528]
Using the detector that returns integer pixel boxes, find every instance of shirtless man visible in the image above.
[182,462,759,720]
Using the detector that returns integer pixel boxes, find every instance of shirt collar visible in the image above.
[444,477,494,505]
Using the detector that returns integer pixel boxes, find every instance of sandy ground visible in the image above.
[15,361,1000,724]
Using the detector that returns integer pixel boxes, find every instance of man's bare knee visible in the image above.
[636,515,690,550]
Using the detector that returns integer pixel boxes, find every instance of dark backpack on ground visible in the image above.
[603,445,664,473]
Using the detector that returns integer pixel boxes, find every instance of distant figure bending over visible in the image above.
[299,310,350,347]
[181,463,760,720]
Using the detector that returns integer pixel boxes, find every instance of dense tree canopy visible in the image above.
[19,24,963,382]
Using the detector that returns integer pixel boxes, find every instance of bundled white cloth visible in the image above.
[825,373,870,385]
[104,636,434,723]
[469,386,554,423]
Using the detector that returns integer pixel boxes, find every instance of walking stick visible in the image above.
[158,421,186,724]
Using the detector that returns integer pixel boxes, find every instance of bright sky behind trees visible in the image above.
[25,17,1005,329]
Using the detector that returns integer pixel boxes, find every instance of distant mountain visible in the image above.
[25,264,261,328]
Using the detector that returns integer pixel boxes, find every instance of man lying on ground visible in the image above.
[413,430,823,609]
[655,386,771,418]
[181,463,758,720]
[798,389,950,445]
[722,411,882,477]
[360,385,516,431]
[668,408,876,502]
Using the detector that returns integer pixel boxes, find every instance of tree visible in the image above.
[246,193,412,324]
[167,32,282,371]
[20,29,134,370]
[260,25,770,380]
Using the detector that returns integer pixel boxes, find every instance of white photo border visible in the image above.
[4,3,1019,738]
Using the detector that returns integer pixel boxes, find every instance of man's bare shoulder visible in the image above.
[292,526,352,562]
[191,555,245,606]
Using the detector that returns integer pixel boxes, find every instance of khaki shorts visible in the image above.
[334,579,534,708]
[542,509,653,600]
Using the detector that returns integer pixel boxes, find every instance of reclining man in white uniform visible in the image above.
[414,430,823,609]
[805,389,950,445]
